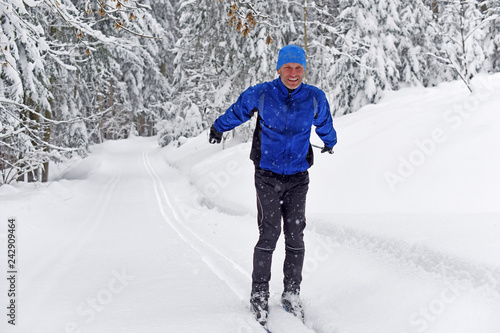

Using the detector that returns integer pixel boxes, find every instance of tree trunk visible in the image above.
[41,109,52,182]
[303,0,308,83]
[161,61,166,77]
[107,78,115,140]
[138,114,144,136]
[23,93,41,183]
[431,0,439,18]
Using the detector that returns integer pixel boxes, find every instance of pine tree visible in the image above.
[1,0,162,184]
[1,1,60,183]
[304,0,340,91]
[428,0,489,90]
[166,0,280,146]
[481,0,500,72]
[330,0,403,115]
[396,0,438,87]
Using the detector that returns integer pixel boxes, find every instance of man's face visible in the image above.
[277,63,304,90]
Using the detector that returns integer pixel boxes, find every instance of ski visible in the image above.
[281,295,305,323]
[252,315,271,333]
[283,304,306,325]
[255,315,271,332]
[250,293,270,332]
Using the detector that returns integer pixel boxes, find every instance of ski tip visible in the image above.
[259,321,271,333]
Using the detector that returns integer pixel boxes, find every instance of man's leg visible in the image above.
[280,171,308,322]
[251,169,285,325]
[252,169,283,295]
[281,171,309,294]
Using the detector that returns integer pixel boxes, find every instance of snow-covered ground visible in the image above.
[1,74,500,333]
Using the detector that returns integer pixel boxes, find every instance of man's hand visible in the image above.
[209,124,223,144]
[321,146,334,154]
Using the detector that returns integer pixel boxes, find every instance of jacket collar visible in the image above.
[274,77,303,97]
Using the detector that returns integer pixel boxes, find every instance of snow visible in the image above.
[1,74,500,332]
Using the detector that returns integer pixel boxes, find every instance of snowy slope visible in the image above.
[1,74,500,333]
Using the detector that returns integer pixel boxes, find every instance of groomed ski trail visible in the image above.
[143,149,251,300]
[5,137,500,333]
[143,148,318,333]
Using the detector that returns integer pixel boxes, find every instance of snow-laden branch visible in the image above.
[0,98,114,125]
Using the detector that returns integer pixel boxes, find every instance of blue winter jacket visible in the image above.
[214,77,337,175]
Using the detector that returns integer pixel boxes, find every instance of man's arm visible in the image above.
[213,87,258,133]
[313,91,337,150]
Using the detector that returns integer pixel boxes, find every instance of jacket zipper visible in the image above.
[284,91,293,174]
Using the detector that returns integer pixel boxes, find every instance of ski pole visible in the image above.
[311,143,334,154]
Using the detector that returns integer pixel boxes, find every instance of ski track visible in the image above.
[143,149,318,333]
[18,140,498,332]
[146,151,250,277]
[142,151,250,298]
[311,219,500,299]
[154,149,321,333]
[160,143,500,332]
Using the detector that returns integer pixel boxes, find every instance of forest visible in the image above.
[1,0,499,185]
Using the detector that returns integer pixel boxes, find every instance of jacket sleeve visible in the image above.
[313,91,337,148]
[213,86,258,132]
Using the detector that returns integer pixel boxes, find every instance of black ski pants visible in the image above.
[251,167,309,295]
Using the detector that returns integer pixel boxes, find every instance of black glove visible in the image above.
[321,146,334,154]
[209,124,223,144]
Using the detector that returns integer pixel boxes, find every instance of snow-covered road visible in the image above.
[2,75,500,332]
[1,139,253,332]
[1,136,499,333]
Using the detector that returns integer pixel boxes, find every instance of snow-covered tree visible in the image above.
[1,1,62,183]
[396,0,440,87]
[328,0,405,115]
[3,0,500,185]
[304,0,340,89]
[427,0,492,90]
[1,0,162,184]
[166,0,279,146]
[481,0,500,72]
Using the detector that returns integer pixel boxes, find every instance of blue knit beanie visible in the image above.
[276,44,306,71]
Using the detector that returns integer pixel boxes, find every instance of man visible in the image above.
[208,44,337,327]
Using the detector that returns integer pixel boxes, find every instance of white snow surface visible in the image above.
[1,74,500,333]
